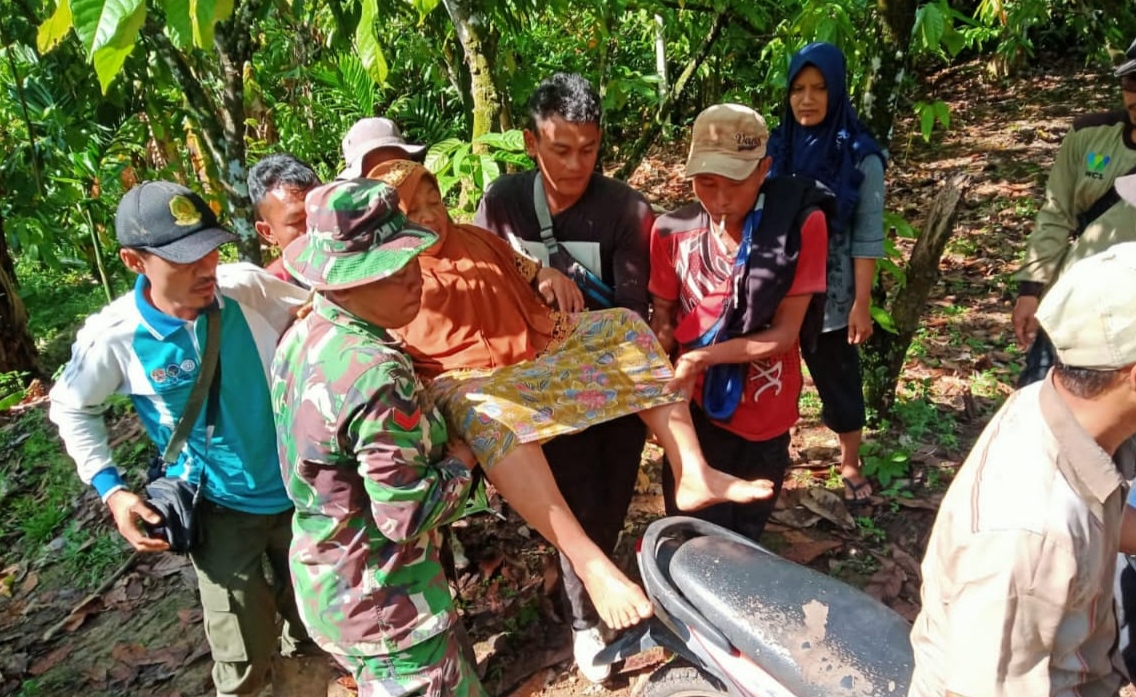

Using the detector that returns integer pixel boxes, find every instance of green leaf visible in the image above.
[884,210,918,239]
[918,104,935,142]
[475,130,526,153]
[870,305,898,334]
[941,23,967,57]
[933,100,951,130]
[405,0,439,23]
[428,138,465,156]
[190,0,233,50]
[90,0,146,93]
[165,0,192,48]
[70,0,143,55]
[477,154,500,192]
[915,3,945,50]
[37,0,73,54]
[355,0,388,85]
[0,391,26,411]
[451,146,469,176]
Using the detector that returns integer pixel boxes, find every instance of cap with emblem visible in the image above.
[1037,241,1136,371]
[115,181,237,263]
[685,103,770,180]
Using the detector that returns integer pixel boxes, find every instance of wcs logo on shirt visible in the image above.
[150,358,199,387]
[1085,152,1111,180]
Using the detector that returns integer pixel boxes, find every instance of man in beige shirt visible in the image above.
[909,241,1136,697]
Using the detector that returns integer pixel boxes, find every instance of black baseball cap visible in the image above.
[1116,37,1136,77]
[115,181,238,263]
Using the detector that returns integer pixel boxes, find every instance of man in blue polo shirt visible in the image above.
[49,181,312,696]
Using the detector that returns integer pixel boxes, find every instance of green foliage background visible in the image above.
[0,0,1133,353]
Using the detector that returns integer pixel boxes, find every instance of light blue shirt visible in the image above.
[49,263,308,515]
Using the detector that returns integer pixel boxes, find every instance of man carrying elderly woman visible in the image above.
[272,177,773,694]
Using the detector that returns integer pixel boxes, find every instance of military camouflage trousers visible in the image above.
[334,630,486,697]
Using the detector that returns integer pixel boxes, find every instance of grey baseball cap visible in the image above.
[115,181,237,263]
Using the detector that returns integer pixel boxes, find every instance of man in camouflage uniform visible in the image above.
[271,178,485,696]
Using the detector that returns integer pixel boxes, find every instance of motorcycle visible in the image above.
[595,516,914,697]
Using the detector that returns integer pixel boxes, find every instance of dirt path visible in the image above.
[0,54,1123,697]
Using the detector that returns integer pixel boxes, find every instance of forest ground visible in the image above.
[0,53,1122,696]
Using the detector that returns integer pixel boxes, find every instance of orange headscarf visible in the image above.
[368,160,560,378]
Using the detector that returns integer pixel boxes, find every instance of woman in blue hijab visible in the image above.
[768,41,886,505]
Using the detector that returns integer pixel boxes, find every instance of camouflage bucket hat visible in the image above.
[283,179,438,291]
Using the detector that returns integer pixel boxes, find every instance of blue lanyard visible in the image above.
[687,197,765,349]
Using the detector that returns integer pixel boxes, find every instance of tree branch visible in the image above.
[614,10,726,181]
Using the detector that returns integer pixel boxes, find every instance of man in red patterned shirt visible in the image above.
[650,103,830,541]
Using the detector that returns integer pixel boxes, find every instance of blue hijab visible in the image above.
[767,42,884,238]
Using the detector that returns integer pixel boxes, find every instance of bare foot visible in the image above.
[673,465,775,512]
[576,557,653,630]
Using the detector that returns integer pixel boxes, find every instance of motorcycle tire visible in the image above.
[642,665,730,697]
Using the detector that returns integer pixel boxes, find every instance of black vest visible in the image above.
[723,175,834,350]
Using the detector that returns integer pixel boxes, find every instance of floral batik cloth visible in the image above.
[427,307,680,468]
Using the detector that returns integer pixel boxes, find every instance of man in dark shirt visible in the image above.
[474,72,655,683]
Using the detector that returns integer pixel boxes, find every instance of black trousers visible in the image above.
[800,328,867,434]
[662,403,791,543]
[544,414,646,631]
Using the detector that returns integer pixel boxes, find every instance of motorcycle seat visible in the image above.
[668,535,913,696]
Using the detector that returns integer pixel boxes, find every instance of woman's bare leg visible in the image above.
[485,444,653,630]
[638,402,775,511]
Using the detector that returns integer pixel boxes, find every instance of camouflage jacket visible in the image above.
[271,293,473,656]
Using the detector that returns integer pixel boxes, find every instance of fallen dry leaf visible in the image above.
[19,572,38,595]
[111,642,160,666]
[781,539,844,565]
[891,546,923,586]
[891,597,922,622]
[799,487,856,530]
[107,660,137,684]
[863,560,905,604]
[125,577,144,602]
[770,507,822,529]
[138,555,191,578]
[894,496,942,512]
[28,644,72,676]
[62,597,103,633]
[478,554,504,581]
[82,665,108,686]
[541,555,559,596]
[177,607,203,626]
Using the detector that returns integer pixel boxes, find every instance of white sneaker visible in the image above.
[573,626,612,683]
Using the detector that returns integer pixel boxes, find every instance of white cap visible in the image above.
[1037,242,1136,370]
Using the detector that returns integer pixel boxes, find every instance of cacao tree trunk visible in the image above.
[442,0,504,150]
[146,0,268,264]
[863,175,970,417]
[0,209,40,376]
[859,0,919,146]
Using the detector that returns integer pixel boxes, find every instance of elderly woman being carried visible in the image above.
[365,161,772,629]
